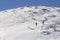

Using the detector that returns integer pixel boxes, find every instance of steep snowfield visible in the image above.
[0,6,60,40]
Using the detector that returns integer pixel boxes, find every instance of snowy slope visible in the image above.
[0,6,60,40]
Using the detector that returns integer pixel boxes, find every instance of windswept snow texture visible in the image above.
[0,6,60,40]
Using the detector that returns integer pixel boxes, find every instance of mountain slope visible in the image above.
[0,6,60,40]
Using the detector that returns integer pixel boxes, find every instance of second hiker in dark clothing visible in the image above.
[42,20,45,25]
[35,22,37,27]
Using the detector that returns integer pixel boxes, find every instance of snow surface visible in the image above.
[0,6,60,40]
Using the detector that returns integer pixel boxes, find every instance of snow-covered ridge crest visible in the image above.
[0,6,60,13]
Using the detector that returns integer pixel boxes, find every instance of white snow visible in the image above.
[0,6,60,40]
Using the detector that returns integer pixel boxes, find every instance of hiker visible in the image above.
[35,22,38,27]
[42,20,45,25]
[42,17,47,25]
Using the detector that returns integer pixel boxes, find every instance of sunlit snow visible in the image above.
[0,6,60,40]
